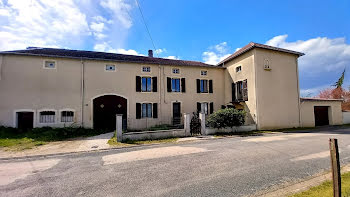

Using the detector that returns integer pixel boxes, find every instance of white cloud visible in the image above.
[100,0,132,29]
[164,56,178,60]
[0,0,135,51]
[265,35,350,73]
[93,42,144,56]
[154,48,166,54]
[0,0,89,50]
[202,42,231,65]
[90,22,105,33]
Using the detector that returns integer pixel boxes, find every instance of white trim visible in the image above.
[37,109,57,124]
[13,109,36,128]
[91,93,129,129]
[58,108,76,123]
[104,64,116,72]
[43,59,57,69]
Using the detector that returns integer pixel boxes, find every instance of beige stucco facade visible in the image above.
[0,43,344,130]
[0,54,225,129]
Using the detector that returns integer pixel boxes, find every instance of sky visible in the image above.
[0,0,349,97]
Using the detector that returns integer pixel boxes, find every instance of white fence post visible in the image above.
[184,113,191,136]
[116,114,123,142]
[199,113,206,135]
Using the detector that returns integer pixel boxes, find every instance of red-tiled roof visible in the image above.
[217,42,305,66]
[0,47,218,68]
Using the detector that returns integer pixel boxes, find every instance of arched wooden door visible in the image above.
[93,95,127,131]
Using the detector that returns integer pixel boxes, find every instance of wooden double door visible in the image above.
[93,95,127,131]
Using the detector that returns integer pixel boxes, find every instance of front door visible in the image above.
[314,106,329,126]
[93,95,127,131]
[17,112,34,131]
[173,102,181,125]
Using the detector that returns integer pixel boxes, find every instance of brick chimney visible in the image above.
[148,50,153,57]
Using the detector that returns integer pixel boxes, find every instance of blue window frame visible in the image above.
[171,78,180,92]
[200,79,208,93]
[142,103,152,118]
[141,77,152,92]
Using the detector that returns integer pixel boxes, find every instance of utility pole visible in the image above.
[329,138,341,197]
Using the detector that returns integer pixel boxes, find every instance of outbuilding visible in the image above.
[300,98,343,127]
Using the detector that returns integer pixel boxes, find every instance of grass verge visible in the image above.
[108,136,178,146]
[290,171,350,197]
[0,126,108,151]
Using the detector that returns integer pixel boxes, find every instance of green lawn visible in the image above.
[290,171,350,197]
[0,126,107,151]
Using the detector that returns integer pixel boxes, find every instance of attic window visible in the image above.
[142,66,151,72]
[105,64,116,71]
[44,60,56,69]
[201,70,207,76]
[172,68,180,74]
[236,66,242,73]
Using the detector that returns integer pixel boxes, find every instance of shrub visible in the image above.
[207,108,246,129]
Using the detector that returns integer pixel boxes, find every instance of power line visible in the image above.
[135,0,159,57]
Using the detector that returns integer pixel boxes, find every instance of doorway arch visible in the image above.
[93,95,127,131]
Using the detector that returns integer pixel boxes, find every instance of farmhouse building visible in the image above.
[0,42,343,131]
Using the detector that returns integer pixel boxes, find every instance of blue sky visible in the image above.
[0,0,349,96]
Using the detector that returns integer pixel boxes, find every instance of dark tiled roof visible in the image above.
[0,47,218,68]
[217,42,305,66]
[300,97,343,102]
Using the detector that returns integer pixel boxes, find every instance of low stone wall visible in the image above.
[206,124,257,135]
[122,129,189,141]
[343,112,350,124]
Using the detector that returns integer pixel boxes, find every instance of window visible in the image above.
[105,64,116,71]
[232,79,248,101]
[44,60,56,69]
[201,102,208,115]
[236,66,241,72]
[141,77,152,92]
[171,78,181,92]
[142,103,152,118]
[172,68,180,74]
[200,79,208,93]
[167,77,185,93]
[39,111,55,123]
[201,70,207,76]
[61,111,74,122]
[142,66,151,72]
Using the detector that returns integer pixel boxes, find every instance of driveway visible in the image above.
[1,126,350,197]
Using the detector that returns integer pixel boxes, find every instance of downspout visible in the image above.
[158,64,162,123]
[296,58,302,127]
[253,50,259,130]
[81,58,85,127]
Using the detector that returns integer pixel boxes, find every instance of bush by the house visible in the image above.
[207,108,246,129]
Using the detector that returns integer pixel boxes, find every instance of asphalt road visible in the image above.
[1,126,350,197]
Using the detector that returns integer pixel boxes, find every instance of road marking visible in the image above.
[0,159,60,186]
[243,133,335,142]
[291,151,332,161]
[103,146,207,165]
